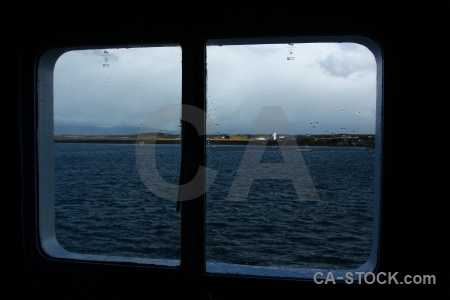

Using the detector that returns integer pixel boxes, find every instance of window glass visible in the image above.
[205,40,380,277]
[39,38,381,278]
[50,46,182,265]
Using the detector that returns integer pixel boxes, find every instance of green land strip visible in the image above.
[54,133,375,147]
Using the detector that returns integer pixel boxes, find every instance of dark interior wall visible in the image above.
[1,1,24,298]
[2,1,446,298]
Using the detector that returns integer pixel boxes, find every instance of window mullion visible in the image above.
[179,37,206,277]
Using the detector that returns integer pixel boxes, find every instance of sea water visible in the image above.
[54,143,375,270]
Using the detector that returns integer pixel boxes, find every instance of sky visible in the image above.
[54,41,377,136]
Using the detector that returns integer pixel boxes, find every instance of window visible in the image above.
[38,35,382,280]
[40,46,183,265]
[205,37,382,278]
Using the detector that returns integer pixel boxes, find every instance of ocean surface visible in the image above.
[54,143,376,271]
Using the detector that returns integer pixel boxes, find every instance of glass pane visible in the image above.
[206,41,379,277]
[53,46,182,265]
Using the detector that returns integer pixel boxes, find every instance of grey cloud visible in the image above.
[318,44,375,78]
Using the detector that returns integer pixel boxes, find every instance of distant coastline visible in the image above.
[54,133,375,147]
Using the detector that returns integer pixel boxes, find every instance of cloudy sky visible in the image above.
[54,41,377,135]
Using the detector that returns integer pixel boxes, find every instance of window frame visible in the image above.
[26,33,383,289]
